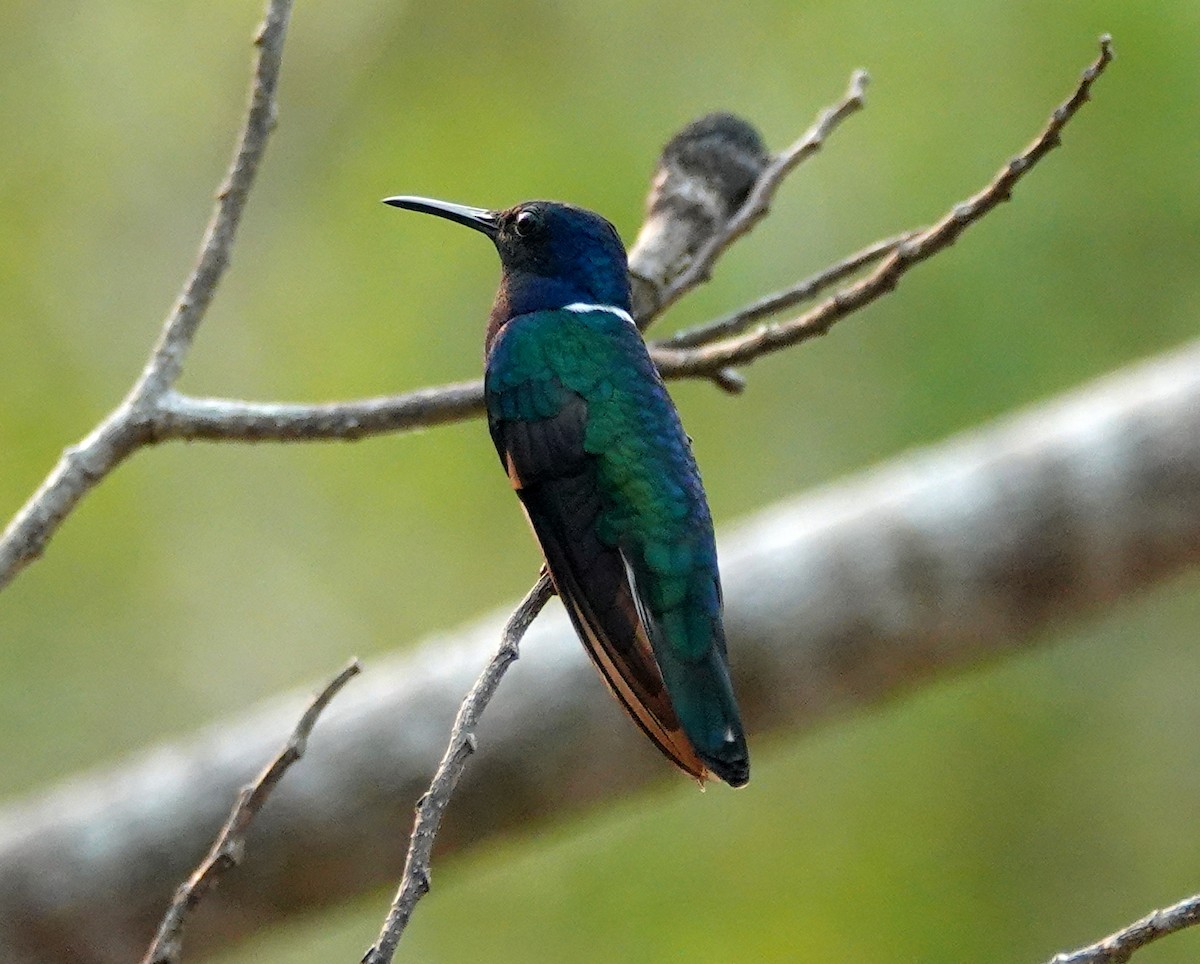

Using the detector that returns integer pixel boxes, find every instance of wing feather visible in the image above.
[491,390,708,782]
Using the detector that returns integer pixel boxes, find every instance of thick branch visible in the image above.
[0,0,293,593]
[2,334,1198,963]
[1047,893,1200,963]
[363,574,554,964]
[141,659,360,964]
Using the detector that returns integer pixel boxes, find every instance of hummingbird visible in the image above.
[383,195,749,787]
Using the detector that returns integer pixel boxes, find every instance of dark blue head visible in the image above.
[384,196,631,339]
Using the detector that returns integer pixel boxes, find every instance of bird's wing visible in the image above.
[487,379,709,783]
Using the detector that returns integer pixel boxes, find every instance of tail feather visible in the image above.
[623,560,749,787]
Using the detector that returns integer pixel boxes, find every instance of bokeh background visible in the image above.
[2,0,1199,961]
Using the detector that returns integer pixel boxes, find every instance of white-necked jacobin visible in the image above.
[384,195,749,787]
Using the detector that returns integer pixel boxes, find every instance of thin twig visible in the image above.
[656,36,1114,380]
[1045,892,1200,964]
[362,573,555,964]
[658,230,916,350]
[0,0,293,593]
[141,658,361,964]
[133,5,291,403]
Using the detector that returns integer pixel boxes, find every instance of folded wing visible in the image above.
[488,383,709,782]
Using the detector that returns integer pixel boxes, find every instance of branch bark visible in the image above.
[2,333,1198,963]
[1046,892,1200,963]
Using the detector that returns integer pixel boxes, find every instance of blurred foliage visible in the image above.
[1,0,1198,961]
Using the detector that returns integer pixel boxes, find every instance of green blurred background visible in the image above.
[2,0,1199,960]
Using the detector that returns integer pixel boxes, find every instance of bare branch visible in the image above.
[0,0,294,593]
[137,71,872,446]
[141,658,360,964]
[132,2,292,403]
[656,35,1114,380]
[0,46,1098,583]
[657,230,916,350]
[89,40,1104,450]
[153,383,486,444]
[1046,892,1200,964]
[362,573,555,964]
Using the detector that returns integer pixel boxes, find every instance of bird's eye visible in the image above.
[513,209,539,238]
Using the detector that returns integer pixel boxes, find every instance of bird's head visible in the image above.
[384,196,632,331]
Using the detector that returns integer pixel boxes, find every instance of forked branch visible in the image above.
[0,0,294,593]
[654,36,1114,378]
